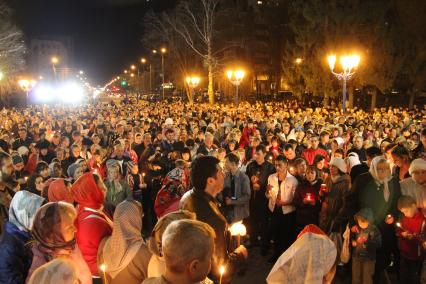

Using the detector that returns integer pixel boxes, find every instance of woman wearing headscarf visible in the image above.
[266,224,337,284]
[345,152,361,182]
[104,159,132,206]
[147,210,196,278]
[0,191,45,284]
[97,200,152,284]
[353,156,401,283]
[27,202,92,284]
[319,157,351,233]
[48,178,74,204]
[28,258,79,284]
[71,172,113,278]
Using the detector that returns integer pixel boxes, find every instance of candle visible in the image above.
[219,265,225,284]
[229,221,247,247]
[24,176,28,182]
[395,222,402,228]
[320,183,327,192]
[305,193,313,202]
[100,264,108,284]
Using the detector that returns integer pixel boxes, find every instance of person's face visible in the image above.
[53,165,62,177]
[400,204,417,218]
[108,166,120,180]
[376,161,391,180]
[135,135,143,144]
[182,152,190,161]
[274,160,288,174]
[354,138,363,149]
[40,167,49,178]
[205,137,213,148]
[166,132,174,141]
[74,167,84,180]
[284,148,295,160]
[310,137,319,149]
[321,135,330,144]
[306,169,317,182]
[207,164,224,197]
[40,148,48,156]
[65,125,72,133]
[18,130,27,139]
[13,162,24,172]
[271,140,278,147]
[254,150,266,164]
[35,177,44,191]
[412,169,426,185]
[391,154,405,168]
[330,165,340,176]
[115,146,124,157]
[72,147,80,158]
[316,159,325,170]
[189,242,213,283]
[357,218,369,229]
[297,161,307,175]
[60,210,77,242]
[228,143,236,151]
[56,150,65,160]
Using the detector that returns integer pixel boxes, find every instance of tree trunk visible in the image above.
[408,90,416,110]
[371,88,378,112]
[207,42,214,104]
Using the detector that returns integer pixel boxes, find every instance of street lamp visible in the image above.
[185,76,200,103]
[141,57,151,94]
[18,79,36,106]
[295,58,303,64]
[226,69,245,106]
[160,48,167,100]
[51,56,59,79]
[328,54,360,112]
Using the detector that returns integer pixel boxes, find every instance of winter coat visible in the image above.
[0,222,33,284]
[293,180,322,228]
[351,224,382,261]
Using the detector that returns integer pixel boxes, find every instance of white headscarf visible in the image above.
[345,152,361,171]
[102,200,144,279]
[267,232,336,284]
[9,190,45,232]
[369,156,391,202]
[28,258,78,284]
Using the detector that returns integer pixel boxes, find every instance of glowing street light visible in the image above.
[18,79,36,105]
[226,69,245,106]
[295,58,303,64]
[79,70,84,75]
[124,70,128,74]
[51,56,59,79]
[328,53,360,112]
[141,58,146,64]
[185,75,200,103]
[160,48,167,100]
[130,65,136,70]
[130,73,135,78]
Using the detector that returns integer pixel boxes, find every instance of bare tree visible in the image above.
[0,1,26,97]
[165,0,220,104]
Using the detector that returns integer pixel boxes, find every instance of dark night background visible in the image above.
[10,0,176,85]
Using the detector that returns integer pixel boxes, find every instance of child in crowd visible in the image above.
[351,208,382,284]
[397,195,425,284]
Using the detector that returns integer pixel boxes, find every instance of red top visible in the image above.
[75,207,112,276]
[398,211,425,260]
[302,148,329,166]
[239,126,256,148]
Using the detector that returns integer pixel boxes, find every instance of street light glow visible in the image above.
[186,76,200,88]
[327,55,336,71]
[152,49,157,54]
[141,58,147,64]
[131,65,136,70]
[51,57,59,64]
[295,58,303,64]
[161,47,167,54]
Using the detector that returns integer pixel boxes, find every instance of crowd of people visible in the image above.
[0,98,426,284]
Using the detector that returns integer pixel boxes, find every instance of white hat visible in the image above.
[17,146,29,156]
[165,118,173,125]
[409,158,426,175]
[330,157,347,173]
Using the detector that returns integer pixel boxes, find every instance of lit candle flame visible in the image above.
[229,221,247,236]
[100,264,106,272]
[396,222,401,228]
[220,266,225,275]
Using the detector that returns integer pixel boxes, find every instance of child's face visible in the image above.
[357,219,369,229]
[400,204,417,218]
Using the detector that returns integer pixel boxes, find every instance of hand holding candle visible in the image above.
[100,264,108,284]
[219,265,225,284]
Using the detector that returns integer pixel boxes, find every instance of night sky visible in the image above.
[11,0,175,85]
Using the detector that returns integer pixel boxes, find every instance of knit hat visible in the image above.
[355,208,374,224]
[12,154,24,165]
[409,158,426,175]
[330,157,347,173]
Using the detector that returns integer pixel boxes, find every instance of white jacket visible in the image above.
[266,172,298,214]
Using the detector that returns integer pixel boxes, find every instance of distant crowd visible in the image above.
[0,99,426,283]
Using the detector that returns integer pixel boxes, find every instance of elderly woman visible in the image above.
[147,210,196,278]
[353,156,401,283]
[98,200,152,284]
[71,173,113,279]
[27,202,92,284]
[104,159,132,206]
[0,191,45,283]
[319,157,350,233]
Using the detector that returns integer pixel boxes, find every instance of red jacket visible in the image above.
[398,211,425,260]
[75,207,112,276]
[239,126,256,148]
[302,148,329,166]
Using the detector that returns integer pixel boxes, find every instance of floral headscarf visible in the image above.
[9,190,45,231]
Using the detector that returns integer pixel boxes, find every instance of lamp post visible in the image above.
[160,48,167,101]
[327,54,360,112]
[185,76,200,104]
[226,69,245,106]
[18,79,36,106]
[51,57,59,80]
[141,58,152,94]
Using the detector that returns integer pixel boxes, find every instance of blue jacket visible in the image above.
[0,222,33,284]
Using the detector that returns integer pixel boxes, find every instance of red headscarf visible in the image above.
[48,179,74,204]
[297,224,327,239]
[71,173,104,210]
